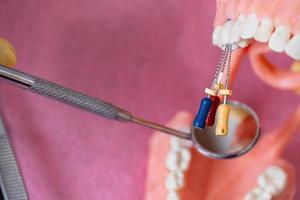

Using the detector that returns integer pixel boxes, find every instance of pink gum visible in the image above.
[248,43,300,91]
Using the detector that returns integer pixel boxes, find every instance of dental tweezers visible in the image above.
[0,65,190,140]
[0,115,28,200]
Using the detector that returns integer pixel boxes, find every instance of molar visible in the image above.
[257,165,287,196]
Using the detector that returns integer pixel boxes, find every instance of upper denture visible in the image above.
[213,0,300,60]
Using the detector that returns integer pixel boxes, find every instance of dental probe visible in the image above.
[216,44,233,136]
[0,65,190,140]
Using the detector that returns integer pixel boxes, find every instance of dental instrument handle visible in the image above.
[0,65,191,140]
[206,95,220,126]
[193,97,212,128]
[215,104,230,136]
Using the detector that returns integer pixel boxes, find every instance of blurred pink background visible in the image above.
[0,0,299,199]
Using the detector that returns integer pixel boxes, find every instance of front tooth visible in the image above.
[268,25,291,52]
[244,187,272,200]
[213,26,222,46]
[230,15,246,43]
[219,20,234,46]
[285,34,300,60]
[165,171,185,191]
[240,13,259,39]
[257,165,287,196]
[254,18,274,43]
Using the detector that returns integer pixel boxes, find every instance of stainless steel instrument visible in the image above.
[0,65,260,159]
[0,115,28,200]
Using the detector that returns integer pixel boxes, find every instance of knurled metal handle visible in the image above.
[30,78,131,121]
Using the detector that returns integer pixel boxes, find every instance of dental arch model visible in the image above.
[145,0,300,199]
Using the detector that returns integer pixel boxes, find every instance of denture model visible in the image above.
[193,43,233,136]
[146,0,300,198]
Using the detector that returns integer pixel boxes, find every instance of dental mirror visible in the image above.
[191,100,260,159]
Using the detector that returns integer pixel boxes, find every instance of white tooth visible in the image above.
[240,13,259,39]
[165,171,185,191]
[230,15,246,43]
[285,34,300,60]
[165,151,180,171]
[244,187,272,200]
[268,25,291,52]
[254,18,274,43]
[238,39,251,48]
[167,191,180,200]
[257,165,287,196]
[170,136,192,150]
[219,20,234,46]
[179,161,189,171]
[213,26,222,46]
[179,148,191,171]
[166,147,192,171]
[179,148,191,162]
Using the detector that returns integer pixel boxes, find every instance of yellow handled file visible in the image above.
[216,104,230,136]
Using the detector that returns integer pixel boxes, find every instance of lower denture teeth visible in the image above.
[165,171,185,191]
[167,191,180,200]
[165,137,192,200]
[244,187,272,200]
[166,151,180,171]
[170,136,193,150]
[178,149,191,171]
[257,165,287,196]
